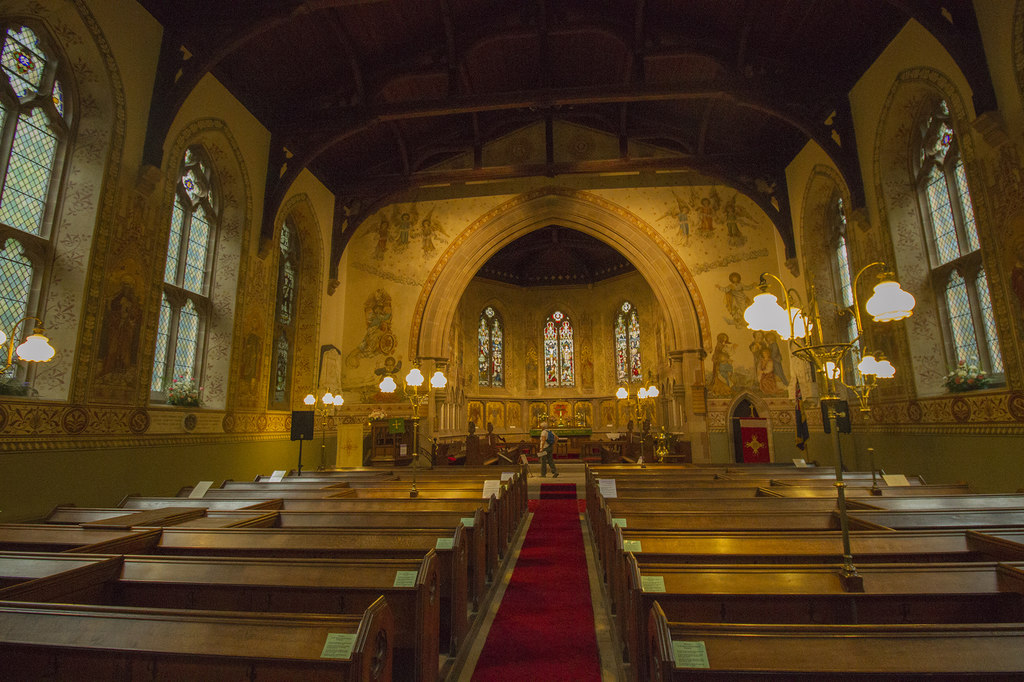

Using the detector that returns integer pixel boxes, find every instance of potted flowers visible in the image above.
[943,360,989,393]
[167,375,202,407]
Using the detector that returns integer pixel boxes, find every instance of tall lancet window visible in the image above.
[477,306,504,387]
[0,25,69,382]
[152,147,218,397]
[914,100,1002,377]
[271,220,299,408]
[614,301,642,385]
[543,310,574,387]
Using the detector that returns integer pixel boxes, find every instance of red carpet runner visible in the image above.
[472,484,601,681]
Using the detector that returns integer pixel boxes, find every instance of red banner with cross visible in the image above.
[739,418,771,463]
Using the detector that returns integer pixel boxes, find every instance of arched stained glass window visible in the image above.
[270,220,300,408]
[0,24,69,385]
[914,100,1002,379]
[477,306,504,387]
[543,310,574,387]
[152,147,218,398]
[614,301,642,385]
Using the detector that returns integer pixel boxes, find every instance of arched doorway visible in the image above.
[730,395,771,463]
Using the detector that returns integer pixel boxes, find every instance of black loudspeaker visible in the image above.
[291,410,314,440]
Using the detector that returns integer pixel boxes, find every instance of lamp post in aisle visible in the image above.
[743,261,915,591]
[616,382,660,466]
[380,365,448,497]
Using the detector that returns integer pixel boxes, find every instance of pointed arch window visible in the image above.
[151,147,218,397]
[0,25,68,383]
[543,310,574,387]
[271,220,299,408]
[914,101,1002,378]
[614,301,642,385]
[477,306,504,387]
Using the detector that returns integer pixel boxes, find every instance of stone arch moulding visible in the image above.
[410,187,710,364]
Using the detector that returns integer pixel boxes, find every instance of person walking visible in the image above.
[538,420,559,478]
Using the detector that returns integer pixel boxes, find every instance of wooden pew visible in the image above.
[765,484,971,498]
[42,506,206,528]
[0,597,394,682]
[627,558,1024,682]
[848,494,1024,511]
[0,552,123,590]
[846,509,1024,531]
[647,601,1024,680]
[0,525,161,554]
[120,496,283,511]
[152,525,471,652]
[0,552,439,682]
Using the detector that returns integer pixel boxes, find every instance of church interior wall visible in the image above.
[4,0,1024,520]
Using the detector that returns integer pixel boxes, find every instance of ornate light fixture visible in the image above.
[742,261,915,591]
[304,390,343,471]
[616,382,660,466]
[380,364,448,496]
[1,316,56,377]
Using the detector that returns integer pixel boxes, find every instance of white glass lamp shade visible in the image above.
[874,358,896,379]
[615,386,628,400]
[638,387,648,400]
[333,393,344,406]
[16,333,55,362]
[866,280,916,322]
[744,292,791,339]
[646,385,660,398]
[429,370,448,389]
[303,393,316,406]
[0,328,6,346]
[379,376,397,393]
[857,354,880,377]
[823,361,841,380]
[322,392,334,405]
[405,367,424,387]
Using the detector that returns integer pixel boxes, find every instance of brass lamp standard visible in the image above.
[1,316,56,376]
[616,383,660,467]
[743,261,915,591]
[304,390,343,471]
[380,366,448,497]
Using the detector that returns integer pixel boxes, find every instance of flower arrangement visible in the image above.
[167,376,202,407]
[943,360,989,392]
[368,407,388,421]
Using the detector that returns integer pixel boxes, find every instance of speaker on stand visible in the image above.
[291,410,315,476]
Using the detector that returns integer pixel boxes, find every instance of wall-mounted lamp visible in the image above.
[1,316,56,376]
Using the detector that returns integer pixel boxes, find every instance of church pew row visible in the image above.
[626,557,1024,682]
[846,509,1024,531]
[0,552,440,682]
[0,597,394,682]
[42,505,491,612]
[0,525,161,554]
[46,507,280,529]
[150,525,471,653]
[847,494,1024,511]
[119,496,283,511]
[647,601,1024,680]
[604,527,1024,624]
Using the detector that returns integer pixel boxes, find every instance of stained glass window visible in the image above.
[0,25,69,390]
[152,147,217,397]
[915,100,1002,380]
[477,306,504,387]
[270,219,300,408]
[544,310,574,387]
[614,301,642,385]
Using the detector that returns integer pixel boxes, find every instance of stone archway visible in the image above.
[409,186,712,458]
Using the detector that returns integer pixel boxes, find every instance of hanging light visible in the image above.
[865,280,916,322]
[744,291,791,338]
[790,307,810,339]
[379,376,397,393]
[857,354,881,377]
[873,357,896,379]
[15,330,55,363]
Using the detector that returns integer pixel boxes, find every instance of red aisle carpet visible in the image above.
[472,484,601,681]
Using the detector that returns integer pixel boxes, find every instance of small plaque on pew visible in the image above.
[269,470,287,482]
[320,632,357,659]
[599,478,618,498]
[394,570,419,587]
[482,479,501,499]
[436,537,455,550]
[672,640,710,669]
[188,481,213,499]
[623,540,642,552]
[460,517,475,528]
[641,575,666,592]
[793,458,808,467]
[501,472,514,481]
[882,473,911,486]
[612,518,627,527]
